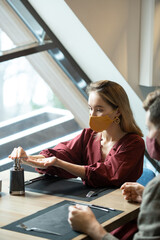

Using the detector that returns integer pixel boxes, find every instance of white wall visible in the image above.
[66,0,160,92]
[29,0,147,138]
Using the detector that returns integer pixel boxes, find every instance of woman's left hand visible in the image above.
[22,156,57,169]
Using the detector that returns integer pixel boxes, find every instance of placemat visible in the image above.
[2,200,123,240]
[25,175,117,202]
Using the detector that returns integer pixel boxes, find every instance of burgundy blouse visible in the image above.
[37,128,145,187]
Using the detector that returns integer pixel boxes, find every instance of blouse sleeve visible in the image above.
[133,176,160,240]
[84,135,145,187]
[36,129,90,177]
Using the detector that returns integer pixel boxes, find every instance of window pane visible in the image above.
[6,0,48,42]
[0,29,65,123]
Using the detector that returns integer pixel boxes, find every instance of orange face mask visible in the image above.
[89,114,114,132]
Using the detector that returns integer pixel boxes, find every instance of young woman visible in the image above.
[68,89,160,240]
[10,80,144,187]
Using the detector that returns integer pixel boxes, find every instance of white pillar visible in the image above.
[139,0,156,86]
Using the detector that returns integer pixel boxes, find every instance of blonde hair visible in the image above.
[87,80,143,137]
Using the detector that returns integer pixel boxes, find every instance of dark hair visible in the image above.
[143,89,160,128]
[87,80,143,137]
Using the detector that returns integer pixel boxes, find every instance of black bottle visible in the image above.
[10,158,25,195]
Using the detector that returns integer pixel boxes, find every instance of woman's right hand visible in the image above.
[9,147,46,168]
[9,146,28,160]
[121,182,145,203]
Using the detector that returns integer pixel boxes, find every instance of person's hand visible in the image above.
[68,204,107,240]
[68,204,96,233]
[121,182,145,203]
[22,156,57,169]
[9,146,28,160]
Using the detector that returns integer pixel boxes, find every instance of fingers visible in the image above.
[9,148,16,159]
[75,204,88,210]
[43,157,55,166]
[26,157,43,166]
[23,157,47,169]
[68,204,89,223]
[121,183,139,194]
[121,182,144,203]
[121,185,136,200]
[120,182,136,189]
[68,204,88,213]
[9,148,18,159]
[25,156,56,168]
[9,146,27,159]
[121,186,133,195]
[122,183,143,194]
[18,146,23,158]
[68,205,87,231]
[68,205,77,212]
[68,205,79,227]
